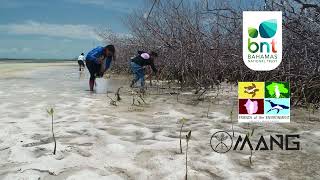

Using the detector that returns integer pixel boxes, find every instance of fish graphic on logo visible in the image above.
[244,83,259,98]
[244,99,258,114]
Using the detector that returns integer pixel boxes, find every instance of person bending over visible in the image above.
[130,51,158,91]
[77,53,85,71]
[86,45,115,91]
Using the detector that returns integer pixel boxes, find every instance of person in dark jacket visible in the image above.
[86,45,115,91]
[130,51,158,90]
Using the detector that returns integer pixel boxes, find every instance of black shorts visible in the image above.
[78,60,85,67]
[86,60,102,80]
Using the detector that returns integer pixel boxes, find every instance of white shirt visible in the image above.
[78,55,85,61]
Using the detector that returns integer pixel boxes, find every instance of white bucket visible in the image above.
[95,78,108,93]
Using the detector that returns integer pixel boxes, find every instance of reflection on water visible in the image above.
[79,71,85,80]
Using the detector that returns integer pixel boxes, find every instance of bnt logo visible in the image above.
[243,11,282,71]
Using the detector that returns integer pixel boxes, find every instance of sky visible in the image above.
[0,0,145,59]
[0,0,273,59]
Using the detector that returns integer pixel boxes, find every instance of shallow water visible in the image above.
[0,62,319,180]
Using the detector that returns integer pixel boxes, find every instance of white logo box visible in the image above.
[243,11,282,71]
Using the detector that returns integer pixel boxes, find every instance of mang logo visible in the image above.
[243,11,282,71]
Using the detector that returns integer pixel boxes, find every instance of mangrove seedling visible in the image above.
[207,88,220,117]
[179,118,187,154]
[47,108,56,155]
[307,103,316,121]
[132,92,136,105]
[194,86,201,94]
[107,93,117,106]
[206,97,213,118]
[185,130,191,180]
[138,93,147,104]
[247,128,255,165]
[131,90,147,106]
[197,88,207,101]
[176,92,179,102]
[115,87,122,101]
[230,100,236,137]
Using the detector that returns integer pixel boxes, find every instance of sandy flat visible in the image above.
[0,62,319,180]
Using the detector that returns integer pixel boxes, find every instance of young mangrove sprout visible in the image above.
[132,91,136,105]
[307,102,315,121]
[207,87,221,117]
[138,93,147,104]
[177,91,179,102]
[215,86,220,105]
[115,87,122,101]
[230,101,236,137]
[179,118,187,154]
[247,128,255,165]
[197,88,207,101]
[107,93,117,106]
[46,108,56,155]
[185,130,192,180]
[132,90,147,106]
[206,97,213,118]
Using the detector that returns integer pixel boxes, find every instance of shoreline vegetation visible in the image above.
[96,0,320,108]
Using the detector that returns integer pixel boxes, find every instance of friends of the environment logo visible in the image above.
[243,11,282,71]
[238,82,290,123]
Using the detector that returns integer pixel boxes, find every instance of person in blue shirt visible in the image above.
[86,45,115,91]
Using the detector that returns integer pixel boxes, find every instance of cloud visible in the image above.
[0,47,31,53]
[66,0,141,12]
[0,20,100,40]
[68,0,110,6]
[0,47,19,53]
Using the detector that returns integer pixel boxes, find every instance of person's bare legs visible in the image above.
[89,78,95,91]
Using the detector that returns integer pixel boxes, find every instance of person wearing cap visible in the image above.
[85,45,116,91]
[130,51,158,91]
[77,53,86,71]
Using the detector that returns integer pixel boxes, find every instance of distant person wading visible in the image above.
[77,53,85,71]
[85,45,116,91]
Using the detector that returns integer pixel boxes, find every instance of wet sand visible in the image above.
[0,62,319,180]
